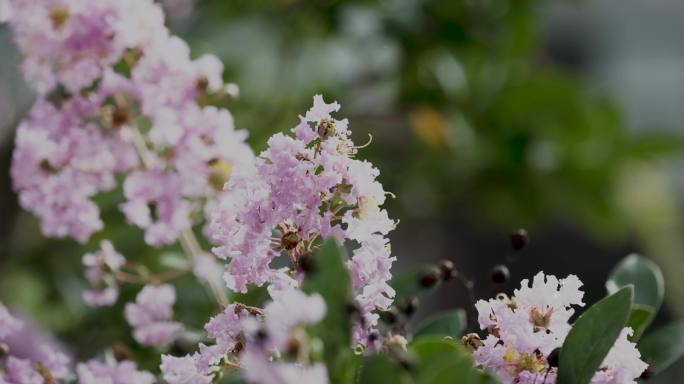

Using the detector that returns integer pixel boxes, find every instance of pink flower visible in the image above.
[263,289,326,350]
[473,272,647,384]
[120,170,193,247]
[124,284,182,347]
[3,357,44,384]
[160,354,213,384]
[210,95,396,347]
[0,302,22,339]
[77,359,155,384]
[241,348,329,384]
[82,240,125,307]
[239,290,329,384]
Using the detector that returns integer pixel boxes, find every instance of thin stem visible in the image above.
[113,267,191,285]
[126,120,229,308]
[180,229,229,308]
[152,268,192,284]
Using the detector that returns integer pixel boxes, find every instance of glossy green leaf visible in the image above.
[639,322,684,375]
[414,309,467,339]
[409,337,497,384]
[606,254,664,311]
[302,238,354,383]
[625,304,654,342]
[557,286,633,384]
[358,355,413,384]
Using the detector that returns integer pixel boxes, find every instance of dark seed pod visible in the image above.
[438,260,455,281]
[379,308,398,325]
[112,105,132,127]
[285,337,301,356]
[490,264,510,284]
[398,296,419,317]
[255,328,269,342]
[196,76,210,92]
[368,331,380,343]
[298,252,316,274]
[112,342,132,362]
[547,347,561,368]
[511,228,528,250]
[419,268,440,288]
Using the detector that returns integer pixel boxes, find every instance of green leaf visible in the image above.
[414,309,467,339]
[606,254,663,338]
[358,355,413,384]
[409,337,496,384]
[606,254,664,311]
[302,238,354,383]
[625,304,654,342]
[557,286,633,384]
[639,322,684,375]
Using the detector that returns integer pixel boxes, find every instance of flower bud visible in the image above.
[438,260,455,280]
[420,267,441,288]
[317,118,336,140]
[511,228,528,250]
[490,264,510,284]
[387,334,408,352]
[398,296,419,316]
[462,333,483,352]
[379,308,398,325]
[208,159,233,190]
[49,8,69,29]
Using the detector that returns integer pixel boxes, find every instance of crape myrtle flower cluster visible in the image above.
[160,290,328,384]
[209,96,397,349]
[158,97,396,382]
[0,301,154,384]
[7,0,253,245]
[469,272,648,384]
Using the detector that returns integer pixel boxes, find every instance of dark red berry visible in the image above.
[491,264,510,284]
[420,268,440,288]
[438,260,455,280]
[511,228,528,250]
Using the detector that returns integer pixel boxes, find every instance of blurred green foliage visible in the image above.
[185,0,683,235]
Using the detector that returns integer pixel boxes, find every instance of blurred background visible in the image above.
[1,0,684,381]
